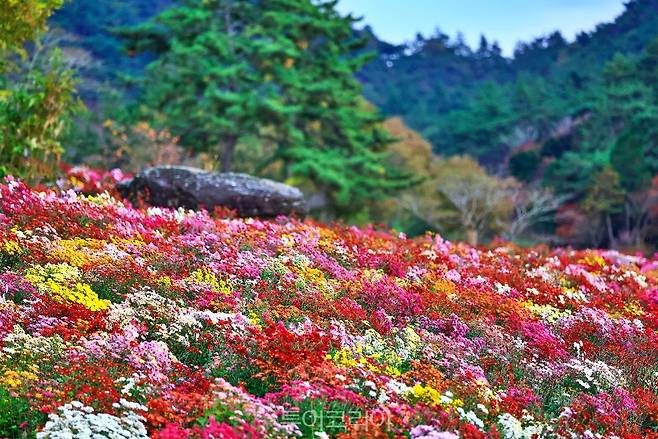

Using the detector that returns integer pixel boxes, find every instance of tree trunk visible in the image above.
[219,136,236,173]
[605,214,617,249]
[466,228,478,246]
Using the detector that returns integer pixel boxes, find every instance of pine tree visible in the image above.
[253,0,410,212]
[122,0,411,213]
[602,53,658,181]
[120,0,291,172]
[611,130,652,192]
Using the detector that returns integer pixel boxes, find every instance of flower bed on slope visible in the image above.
[0,179,657,438]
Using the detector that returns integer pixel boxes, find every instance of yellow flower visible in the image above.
[25,263,110,311]
[408,385,464,409]
[0,369,38,389]
[328,346,402,377]
[248,311,263,329]
[188,267,232,295]
[154,276,172,289]
[408,384,442,407]
[1,240,22,255]
[46,280,110,311]
[580,254,606,269]
[521,300,571,323]
[49,238,109,267]
[624,301,645,317]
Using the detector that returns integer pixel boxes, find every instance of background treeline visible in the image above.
[3,0,658,251]
[359,0,658,249]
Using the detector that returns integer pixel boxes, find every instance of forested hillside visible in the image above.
[51,0,658,165]
[8,0,657,251]
[360,0,658,163]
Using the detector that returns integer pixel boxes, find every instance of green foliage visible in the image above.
[0,0,81,182]
[509,149,541,182]
[583,167,626,216]
[611,130,652,192]
[42,0,658,248]
[0,387,45,438]
[512,73,565,138]
[543,150,606,195]
[356,0,658,168]
[541,134,573,158]
[440,81,514,164]
[0,47,81,181]
[120,0,277,172]
[0,0,63,65]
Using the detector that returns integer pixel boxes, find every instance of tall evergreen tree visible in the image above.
[121,0,289,172]
[122,0,410,213]
[254,0,410,211]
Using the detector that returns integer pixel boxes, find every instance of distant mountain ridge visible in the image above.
[50,0,658,160]
[357,0,658,157]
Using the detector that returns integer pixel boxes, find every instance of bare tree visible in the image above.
[438,175,513,246]
[504,186,570,242]
[397,155,515,246]
[615,189,658,250]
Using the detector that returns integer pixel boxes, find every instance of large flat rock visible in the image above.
[117,166,307,218]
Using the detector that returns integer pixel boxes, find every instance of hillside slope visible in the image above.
[358,0,658,156]
[1,181,657,437]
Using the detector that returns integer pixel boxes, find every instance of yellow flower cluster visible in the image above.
[110,236,145,247]
[434,278,457,295]
[50,238,104,267]
[86,192,122,207]
[280,234,296,248]
[154,276,173,289]
[294,262,339,299]
[328,346,403,376]
[25,263,79,284]
[1,239,22,255]
[301,266,325,285]
[188,267,232,295]
[47,280,110,311]
[408,383,442,406]
[620,301,645,317]
[248,310,263,329]
[579,254,606,269]
[521,301,572,323]
[25,263,110,311]
[407,384,464,409]
[0,367,38,389]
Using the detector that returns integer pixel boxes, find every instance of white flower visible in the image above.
[37,401,148,439]
[498,412,545,439]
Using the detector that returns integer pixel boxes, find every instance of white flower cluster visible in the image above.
[565,358,625,392]
[1,325,64,360]
[494,282,513,296]
[37,400,148,439]
[394,326,423,361]
[497,412,544,439]
[455,407,484,430]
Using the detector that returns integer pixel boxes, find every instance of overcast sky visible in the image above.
[336,0,626,56]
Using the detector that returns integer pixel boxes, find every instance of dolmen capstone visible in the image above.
[116,166,307,218]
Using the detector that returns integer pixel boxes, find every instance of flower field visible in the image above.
[1,179,657,439]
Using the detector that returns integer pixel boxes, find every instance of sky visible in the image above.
[335,0,626,56]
